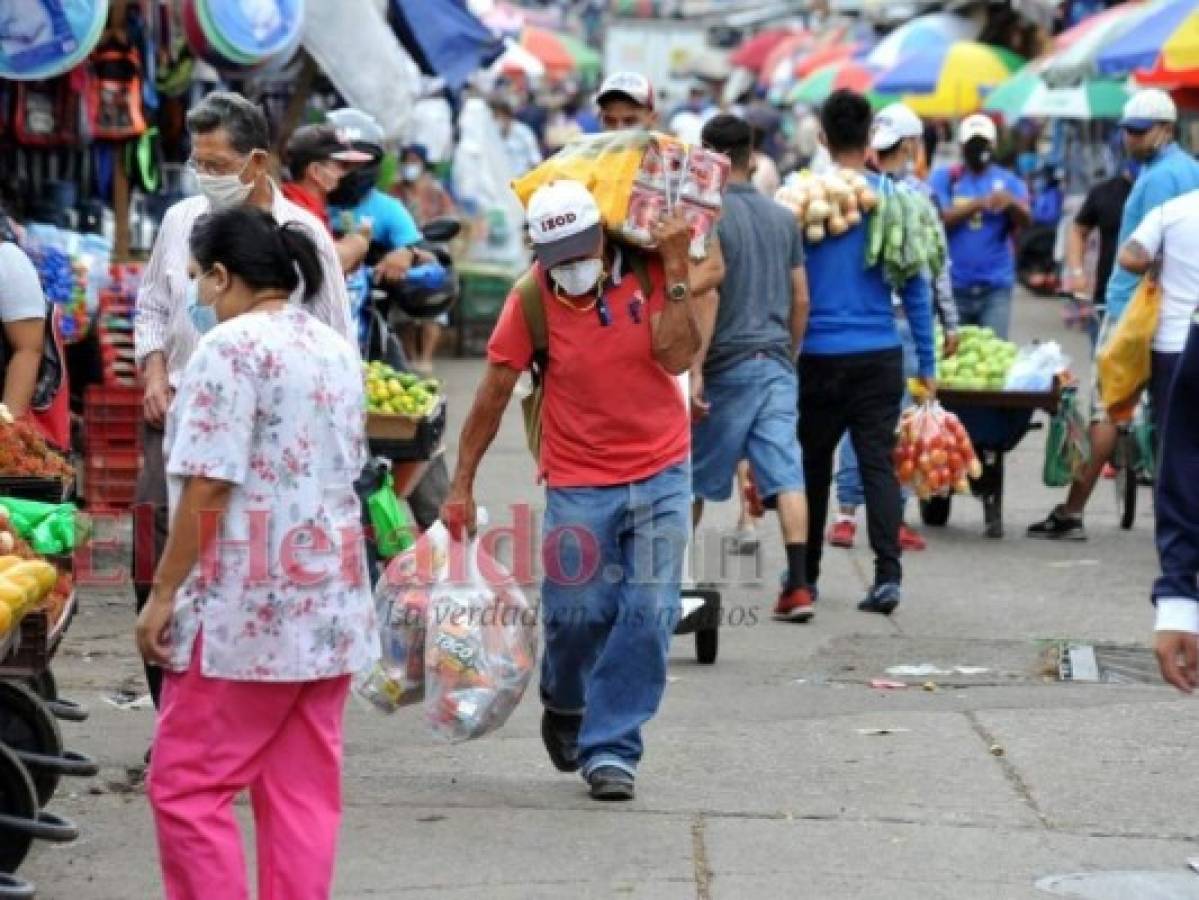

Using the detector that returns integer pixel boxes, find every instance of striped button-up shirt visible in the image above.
[134,182,358,387]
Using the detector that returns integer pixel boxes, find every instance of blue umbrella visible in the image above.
[390,0,504,90]
[1097,0,1198,77]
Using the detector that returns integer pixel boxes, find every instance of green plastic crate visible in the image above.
[456,263,521,355]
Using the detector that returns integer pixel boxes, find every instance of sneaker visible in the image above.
[858,582,900,616]
[898,524,927,551]
[541,709,583,773]
[828,519,856,548]
[1026,506,1087,541]
[588,766,635,801]
[1102,463,1117,480]
[773,587,815,622]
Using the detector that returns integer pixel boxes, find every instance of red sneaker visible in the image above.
[774,587,814,622]
[899,524,927,551]
[828,519,856,548]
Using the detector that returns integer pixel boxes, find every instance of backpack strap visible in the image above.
[516,268,549,385]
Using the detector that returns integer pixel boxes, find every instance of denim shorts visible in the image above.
[692,354,804,502]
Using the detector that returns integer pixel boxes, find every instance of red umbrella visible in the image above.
[759,33,815,85]
[520,26,575,77]
[730,27,807,72]
[793,43,858,80]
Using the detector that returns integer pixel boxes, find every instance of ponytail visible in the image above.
[190,206,325,302]
[277,223,324,301]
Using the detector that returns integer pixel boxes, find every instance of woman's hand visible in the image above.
[135,589,175,667]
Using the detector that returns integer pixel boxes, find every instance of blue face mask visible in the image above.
[187,277,219,335]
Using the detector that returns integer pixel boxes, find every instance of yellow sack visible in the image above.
[511,130,670,228]
[1097,277,1161,422]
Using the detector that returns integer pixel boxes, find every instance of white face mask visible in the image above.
[401,163,424,183]
[196,158,256,211]
[550,258,603,297]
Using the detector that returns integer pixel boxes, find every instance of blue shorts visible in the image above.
[692,355,804,502]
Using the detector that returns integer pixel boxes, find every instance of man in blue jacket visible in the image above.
[1029,89,1199,541]
[799,90,936,616]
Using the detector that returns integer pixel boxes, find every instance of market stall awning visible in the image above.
[557,32,602,82]
[390,0,504,90]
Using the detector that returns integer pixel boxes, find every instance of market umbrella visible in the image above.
[984,64,1130,120]
[787,60,879,106]
[492,37,546,79]
[520,25,576,77]
[730,28,807,73]
[875,42,1025,118]
[556,32,601,82]
[793,43,859,80]
[760,33,814,86]
[1098,0,1199,79]
[1042,1,1151,86]
[866,13,979,70]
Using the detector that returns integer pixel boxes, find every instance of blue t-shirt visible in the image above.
[1105,143,1199,320]
[329,188,421,252]
[802,173,936,377]
[930,164,1029,291]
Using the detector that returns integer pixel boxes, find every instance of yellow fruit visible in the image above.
[0,602,11,636]
[6,573,39,605]
[0,579,21,611]
[0,555,22,573]
[7,560,56,596]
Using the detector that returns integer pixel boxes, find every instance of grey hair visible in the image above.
[185,91,270,154]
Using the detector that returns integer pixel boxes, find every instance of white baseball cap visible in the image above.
[871,103,923,151]
[1120,88,1177,130]
[959,114,998,145]
[595,72,655,111]
[527,180,603,268]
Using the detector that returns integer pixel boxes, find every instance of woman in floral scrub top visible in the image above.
[135,207,378,900]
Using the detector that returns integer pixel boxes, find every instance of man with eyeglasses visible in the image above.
[132,91,356,713]
[1029,89,1199,542]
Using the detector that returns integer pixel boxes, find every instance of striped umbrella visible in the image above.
[867,13,979,69]
[984,64,1130,120]
[1043,1,1153,86]
[1098,0,1199,80]
[786,60,879,105]
[875,42,1025,118]
[730,28,807,73]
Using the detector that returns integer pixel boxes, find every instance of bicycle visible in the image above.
[1111,398,1155,530]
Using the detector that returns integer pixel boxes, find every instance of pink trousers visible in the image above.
[148,641,350,900]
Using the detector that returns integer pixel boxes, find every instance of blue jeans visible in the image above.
[692,355,804,502]
[540,462,689,778]
[835,320,917,508]
[954,284,1013,340]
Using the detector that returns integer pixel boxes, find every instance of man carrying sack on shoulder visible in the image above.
[442,180,700,802]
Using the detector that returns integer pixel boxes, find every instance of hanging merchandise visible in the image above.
[13,77,78,147]
[88,36,147,141]
[124,126,162,194]
[0,0,109,81]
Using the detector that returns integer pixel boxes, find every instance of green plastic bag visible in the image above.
[367,474,414,560]
[0,498,77,555]
[1043,388,1091,488]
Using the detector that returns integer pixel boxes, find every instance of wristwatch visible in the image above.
[667,282,689,302]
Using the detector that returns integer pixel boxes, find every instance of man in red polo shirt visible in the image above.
[443,180,699,801]
[282,124,373,273]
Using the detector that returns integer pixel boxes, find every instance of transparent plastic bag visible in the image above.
[423,526,537,743]
[894,400,982,499]
[1005,341,1070,392]
[354,530,444,713]
[1042,387,1090,488]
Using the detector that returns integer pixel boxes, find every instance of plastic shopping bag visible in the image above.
[354,532,440,713]
[423,525,537,743]
[894,401,982,499]
[1005,341,1070,392]
[366,472,414,560]
[0,498,76,554]
[1042,387,1091,488]
[1097,277,1160,422]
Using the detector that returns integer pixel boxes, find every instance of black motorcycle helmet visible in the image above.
[325,108,385,207]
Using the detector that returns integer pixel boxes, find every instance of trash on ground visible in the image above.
[102,691,154,711]
[870,678,908,690]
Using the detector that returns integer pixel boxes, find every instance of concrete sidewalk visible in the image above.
[21,291,1199,899]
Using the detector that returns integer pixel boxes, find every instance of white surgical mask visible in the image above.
[401,163,424,183]
[195,158,256,211]
[550,258,603,297]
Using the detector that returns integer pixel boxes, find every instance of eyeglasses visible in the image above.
[186,154,251,177]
